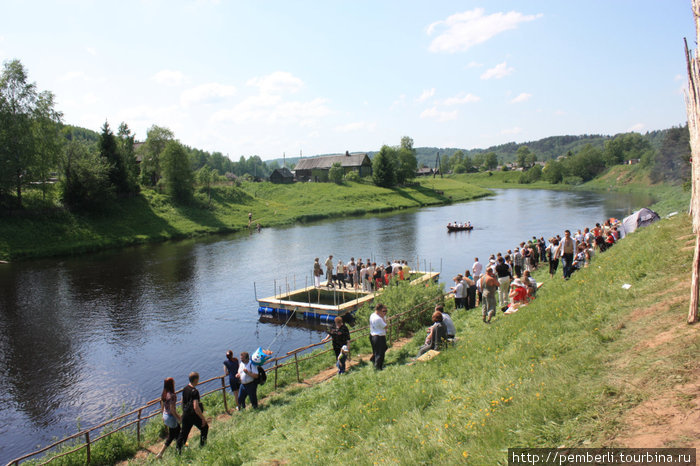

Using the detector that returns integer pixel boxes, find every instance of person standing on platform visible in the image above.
[313,258,323,288]
[369,304,388,370]
[325,255,334,288]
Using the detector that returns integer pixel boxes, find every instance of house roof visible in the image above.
[270,167,294,178]
[294,153,370,170]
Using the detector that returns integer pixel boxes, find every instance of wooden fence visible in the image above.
[6,293,442,465]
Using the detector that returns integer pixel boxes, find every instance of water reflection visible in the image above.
[0,189,651,462]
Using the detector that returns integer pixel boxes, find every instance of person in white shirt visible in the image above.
[472,258,483,281]
[235,352,259,409]
[436,304,456,339]
[369,304,388,370]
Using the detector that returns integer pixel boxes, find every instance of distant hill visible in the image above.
[266,128,681,169]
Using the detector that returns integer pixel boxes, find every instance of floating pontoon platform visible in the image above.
[257,271,439,322]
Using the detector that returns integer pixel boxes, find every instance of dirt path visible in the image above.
[606,240,700,449]
[124,336,415,463]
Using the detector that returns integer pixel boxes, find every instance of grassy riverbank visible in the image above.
[0,178,489,261]
[457,165,690,216]
[120,212,692,464]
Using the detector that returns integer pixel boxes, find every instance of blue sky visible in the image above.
[0,1,694,159]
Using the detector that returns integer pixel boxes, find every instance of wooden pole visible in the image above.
[85,432,91,464]
[685,6,700,324]
[294,353,301,383]
[274,363,279,389]
[221,377,229,414]
[137,408,142,445]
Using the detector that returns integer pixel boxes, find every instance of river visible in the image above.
[0,188,652,462]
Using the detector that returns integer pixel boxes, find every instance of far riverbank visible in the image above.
[0,177,490,262]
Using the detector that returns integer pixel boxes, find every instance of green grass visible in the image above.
[0,179,490,261]
[112,213,691,465]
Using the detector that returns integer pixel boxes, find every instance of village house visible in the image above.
[269,167,294,184]
[293,151,372,182]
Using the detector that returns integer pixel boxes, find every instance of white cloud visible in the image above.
[627,123,645,132]
[60,71,89,81]
[417,88,436,102]
[115,104,187,137]
[675,74,683,81]
[212,95,331,126]
[247,71,303,95]
[390,94,407,109]
[86,47,97,56]
[152,69,188,86]
[501,126,523,135]
[180,82,237,106]
[481,62,514,80]
[82,92,99,105]
[555,110,566,116]
[442,92,480,105]
[466,61,483,68]
[427,8,542,53]
[510,92,532,103]
[334,121,377,133]
[420,106,458,122]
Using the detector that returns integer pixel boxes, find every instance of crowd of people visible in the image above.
[447,220,472,228]
[313,256,412,291]
[161,219,623,455]
[158,348,271,456]
[447,218,623,324]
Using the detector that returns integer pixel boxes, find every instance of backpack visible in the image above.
[257,366,267,385]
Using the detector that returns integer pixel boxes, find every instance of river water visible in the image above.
[0,189,652,462]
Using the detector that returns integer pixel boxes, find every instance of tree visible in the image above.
[603,132,652,167]
[161,140,194,202]
[484,152,498,170]
[652,125,690,184]
[562,144,605,181]
[196,165,214,204]
[139,125,174,186]
[99,121,131,196]
[516,146,532,168]
[329,162,344,184]
[543,159,564,184]
[62,140,114,211]
[33,90,63,201]
[396,146,417,184]
[372,145,396,187]
[449,150,465,171]
[0,59,38,208]
[117,122,139,195]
